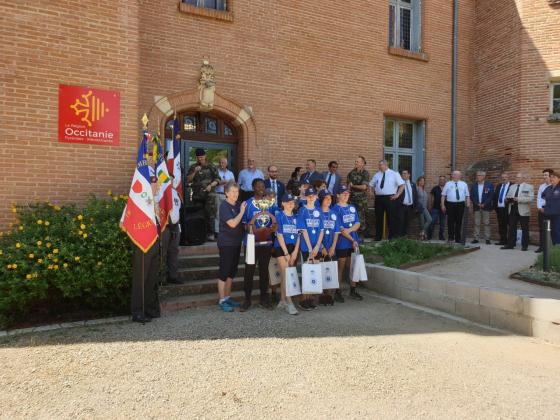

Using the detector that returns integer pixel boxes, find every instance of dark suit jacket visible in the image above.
[470,181,494,211]
[322,171,341,193]
[402,181,421,212]
[264,178,285,204]
[492,182,510,210]
[301,171,324,185]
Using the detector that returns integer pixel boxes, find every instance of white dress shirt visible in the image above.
[238,168,264,192]
[403,180,413,205]
[442,180,470,203]
[496,182,510,208]
[369,169,405,195]
[537,182,550,209]
[325,171,337,193]
[269,178,280,195]
[477,183,484,203]
[215,168,235,193]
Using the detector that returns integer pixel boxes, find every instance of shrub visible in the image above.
[535,245,560,273]
[0,194,132,328]
[363,238,457,268]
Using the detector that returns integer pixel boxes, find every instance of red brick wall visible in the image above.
[2,0,475,228]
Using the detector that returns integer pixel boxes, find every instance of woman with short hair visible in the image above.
[216,181,246,312]
[416,176,433,241]
[286,166,303,196]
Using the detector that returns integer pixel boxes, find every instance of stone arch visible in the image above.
[147,90,257,166]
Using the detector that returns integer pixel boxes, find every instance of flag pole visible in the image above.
[141,113,149,324]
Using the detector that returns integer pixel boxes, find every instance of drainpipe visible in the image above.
[451,0,458,170]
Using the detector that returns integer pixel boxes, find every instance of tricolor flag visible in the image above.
[120,132,158,253]
[154,134,173,232]
[167,116,183,201]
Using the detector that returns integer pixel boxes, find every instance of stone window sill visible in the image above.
[388,47,429,62]
[178,2,233,22]
[547,114,560,123]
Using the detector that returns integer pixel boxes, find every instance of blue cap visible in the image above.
[195,148,206,157]
[264,188,274,195]
[304,187,317,196]
[318,189,333,200]
[336,185,350,194]
[281,193,296,203]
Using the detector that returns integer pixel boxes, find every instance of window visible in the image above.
[182,0,227,11]
[389,0,422,52]
[383,118,425,179]
[552,83,560,115]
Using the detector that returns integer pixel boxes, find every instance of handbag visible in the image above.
[321,260,340,290]
[302,261,323,294]
[285,266,301,297]
[245,234,255,265]
[268,258,282,286]
[350,249,368,282]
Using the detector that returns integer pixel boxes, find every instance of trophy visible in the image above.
[251,197,277,242]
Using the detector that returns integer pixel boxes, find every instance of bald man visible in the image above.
[441,171,471,244]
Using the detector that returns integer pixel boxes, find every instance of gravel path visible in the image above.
[2,291,560,419]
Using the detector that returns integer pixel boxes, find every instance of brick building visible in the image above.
[1,0,559,235]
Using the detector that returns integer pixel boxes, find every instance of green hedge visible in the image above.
[0,195,132,329]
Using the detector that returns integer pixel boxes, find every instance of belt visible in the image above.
[376,194,393,197]
[216,192,225,195]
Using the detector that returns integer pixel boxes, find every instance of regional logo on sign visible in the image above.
[58,85,120,146]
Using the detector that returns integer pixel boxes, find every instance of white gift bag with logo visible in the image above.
[285,266,301,297]
[516,229,522,246]
[268,258,282,286]
[245,234,255,265]
[321,260,339,290]
[350,251,368,282]
[302,262,323,294]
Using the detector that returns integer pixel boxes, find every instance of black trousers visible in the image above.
[131,240,161,317]
[446,201,465,243]
[402,204,415,236]
[161,223,180,281]
[507,207,529,249]
[495,207,509,244]
[244,246,271,300]
[374,195,402,240]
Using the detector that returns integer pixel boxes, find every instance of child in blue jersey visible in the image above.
[297,187,324,311]
[318,189,340,305]
[334,184,363,301]
[273,193,301,316]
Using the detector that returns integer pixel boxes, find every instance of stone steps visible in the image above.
[177,264,246,281]
[160,277,260,298]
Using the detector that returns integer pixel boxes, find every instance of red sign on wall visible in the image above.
[58,85,120,146]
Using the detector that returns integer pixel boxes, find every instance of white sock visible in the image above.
[219,298,227,304]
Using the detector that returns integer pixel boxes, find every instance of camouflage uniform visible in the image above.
[187,162,220,235]
[347,168,371,234]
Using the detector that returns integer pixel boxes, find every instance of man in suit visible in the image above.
[264,165,285,204]
[493,172,511,246]
[322,161,342,194]
[301,159,324,185]
[470,170,494,244]
[501,172,534,251]
[400,169,419,236]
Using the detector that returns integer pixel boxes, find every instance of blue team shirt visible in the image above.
[334,203,359,249]
[296,206,323,252]
[274,210,299,247]
[242,198,279,246]
[321,209,340,250]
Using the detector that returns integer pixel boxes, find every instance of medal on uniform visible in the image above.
[326,230,330,235]
[312,229,316,234]
[290,234,295,240]
[349,223,353,227]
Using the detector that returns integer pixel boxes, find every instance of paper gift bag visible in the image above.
[321,260,339,290]
[245,234,255,265]
[350,252,368,282]
[268,258,282,286]
[302,262,323,294]
[285,266,301,297]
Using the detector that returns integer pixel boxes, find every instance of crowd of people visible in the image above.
[183,150,560,315]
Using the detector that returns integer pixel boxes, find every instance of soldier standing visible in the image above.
[347,156,371,237]
[186,148,220,241]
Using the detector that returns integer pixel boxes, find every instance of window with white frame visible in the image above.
[182,0,227,11]
[552,82,560,114]
[389,0,422,52]
[384,118,425,180]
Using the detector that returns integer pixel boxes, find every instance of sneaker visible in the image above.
[239,300,251,312]
[277,301,287,310]
[299,299,312,311]
[334,290,345,303]
[225,297,241,307]
[471,239,479,244]
[219,302,234,312]
[287,303,299,315]
[349,289,363,301]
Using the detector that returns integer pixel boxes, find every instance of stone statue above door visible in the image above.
[198,59,216,111]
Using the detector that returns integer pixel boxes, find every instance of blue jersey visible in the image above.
[242,199,278,246]
[320,209,340,250]
[334,203,359,249]
[297,206,323,252]
[274,210,299,247]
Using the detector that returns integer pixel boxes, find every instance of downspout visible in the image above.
[451,0,458,170]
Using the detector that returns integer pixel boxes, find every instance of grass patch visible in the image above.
[361,238,464,268]
[514,246,560,288]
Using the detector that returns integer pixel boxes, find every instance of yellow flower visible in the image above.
[74,256,80,262]
[47,265,53,270]
[54,205,61,211]
[83,233,88,239]
[18,225,24,231]
[37,219,43,225]
[11,207,17,213]
[12,264,17,269]
[0,250,3,255]
[53,249,59,254]
[53,265,59,270]
[26,274,32,280]
[37,259,43,264]
[47,253,53,258]
[36,240,42,247]
[33,273,38,278]
[46,243,52,248]
[78,230,83,235]
[28,253,34,259]
[6,264,12,269]
[77,214,83,221]
[53,258,58,263]
[45,221,50,226]
[112,196,118,201]
[15,243,21,248]
[63,263,68,268]
[107,189,112,196]
[97,261,102,266]
[80,224,86,230]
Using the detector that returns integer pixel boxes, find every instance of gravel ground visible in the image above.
[2,291,560,419]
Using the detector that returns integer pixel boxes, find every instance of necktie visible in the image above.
[406,182,411,204]
[455,182,460,201]
[499,184,506,204]
[273,180,277,194]
[380,172,385,189]
[326,173,332,191]
[515,185,520,198]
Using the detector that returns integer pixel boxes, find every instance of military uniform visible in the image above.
[131,236,161,320]
[186,161,220,236]
[347,168,371,234]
